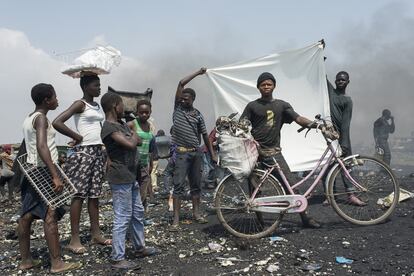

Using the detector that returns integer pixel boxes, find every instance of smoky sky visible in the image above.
[144,2,414,148]
[325,2,414,146]
[1,2,412,148]
[122,2,414,149]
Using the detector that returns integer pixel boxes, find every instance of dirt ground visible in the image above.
[0,174,413,276]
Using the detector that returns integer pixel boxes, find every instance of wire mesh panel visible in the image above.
[17,153,77,209]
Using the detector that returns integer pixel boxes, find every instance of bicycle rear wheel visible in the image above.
[215,169,285,239]
[327,155,399,225]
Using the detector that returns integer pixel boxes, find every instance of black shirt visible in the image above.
[327,80,353,155]
[241,98,299,149]
[101,120,138,184]
[373,117,395,141]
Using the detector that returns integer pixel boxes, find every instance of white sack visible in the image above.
[62,45,121,78]
[206,42,331,171]
[218,133,258,180]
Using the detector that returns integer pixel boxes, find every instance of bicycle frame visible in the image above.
[250,141,367,202]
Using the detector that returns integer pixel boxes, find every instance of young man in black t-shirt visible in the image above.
[242,72,329,228]
[327,71,366,206]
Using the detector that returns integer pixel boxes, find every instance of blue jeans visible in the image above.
[110,182,145,261]
[202,152,215,185]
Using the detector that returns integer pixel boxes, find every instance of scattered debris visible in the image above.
[342,241,351,248]
[255,257,272,266]
[208,242,224,251]
[377,188,414,207]
[269,236,288,243]
[336,256,354,264]
[266,264,280,273]
[301,263,322,271]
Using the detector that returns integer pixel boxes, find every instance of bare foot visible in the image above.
[19,259,42,270]
[91,236,112,246]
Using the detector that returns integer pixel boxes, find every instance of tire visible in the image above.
[215,169,285,239]
[327,155,399,225]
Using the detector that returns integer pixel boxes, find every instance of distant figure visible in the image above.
[373,109,395,165]
[0,144,15,200]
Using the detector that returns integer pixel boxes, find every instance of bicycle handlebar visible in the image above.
[297,114,327,133]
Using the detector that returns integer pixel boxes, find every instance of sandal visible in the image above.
[50,262,82,274]
[20,259,42,270]
[65,245,87,254]
[91,237,112,246]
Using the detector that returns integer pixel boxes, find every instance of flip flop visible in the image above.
[50,262,82,274]
[65,245,87,254]
[91,238,112,246]
[20,259,42,270]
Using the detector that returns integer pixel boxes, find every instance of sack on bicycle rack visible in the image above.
[218,133,258,180]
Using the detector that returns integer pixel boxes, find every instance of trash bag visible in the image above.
[218,133,258,180]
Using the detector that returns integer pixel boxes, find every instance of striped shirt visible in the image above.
[172,105,207,148]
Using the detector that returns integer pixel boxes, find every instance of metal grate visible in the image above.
[17,153,77,209]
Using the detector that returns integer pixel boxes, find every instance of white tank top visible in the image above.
[73,100,104,146]
[22,112,58,166]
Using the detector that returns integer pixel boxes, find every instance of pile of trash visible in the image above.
[216,115,258,180]
[215,116,252,138]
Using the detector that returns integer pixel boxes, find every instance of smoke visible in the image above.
[1,2,413,148]
[0,27,246,144]
[326,2,414,146]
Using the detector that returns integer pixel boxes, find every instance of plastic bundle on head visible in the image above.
[60,45,122,78]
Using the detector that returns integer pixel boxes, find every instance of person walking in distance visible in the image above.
[373,109,395,165]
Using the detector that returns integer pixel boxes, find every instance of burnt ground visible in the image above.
[0,175,413,276]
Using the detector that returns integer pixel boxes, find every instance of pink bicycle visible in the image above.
[215,115,399,239]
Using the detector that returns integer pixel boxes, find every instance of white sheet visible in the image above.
[206,42,331,171]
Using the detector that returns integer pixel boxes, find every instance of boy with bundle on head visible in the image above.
[19,83,81,273]
[100,92,158,269]
[53,73,110,254]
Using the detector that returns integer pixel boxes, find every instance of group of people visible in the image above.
[18,75,158,272]
[13,65,396,273]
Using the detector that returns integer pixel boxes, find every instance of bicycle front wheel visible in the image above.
[215,169,285,239]
[327,155,399,225]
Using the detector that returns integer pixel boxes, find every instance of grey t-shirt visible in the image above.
[101,120,138,184]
